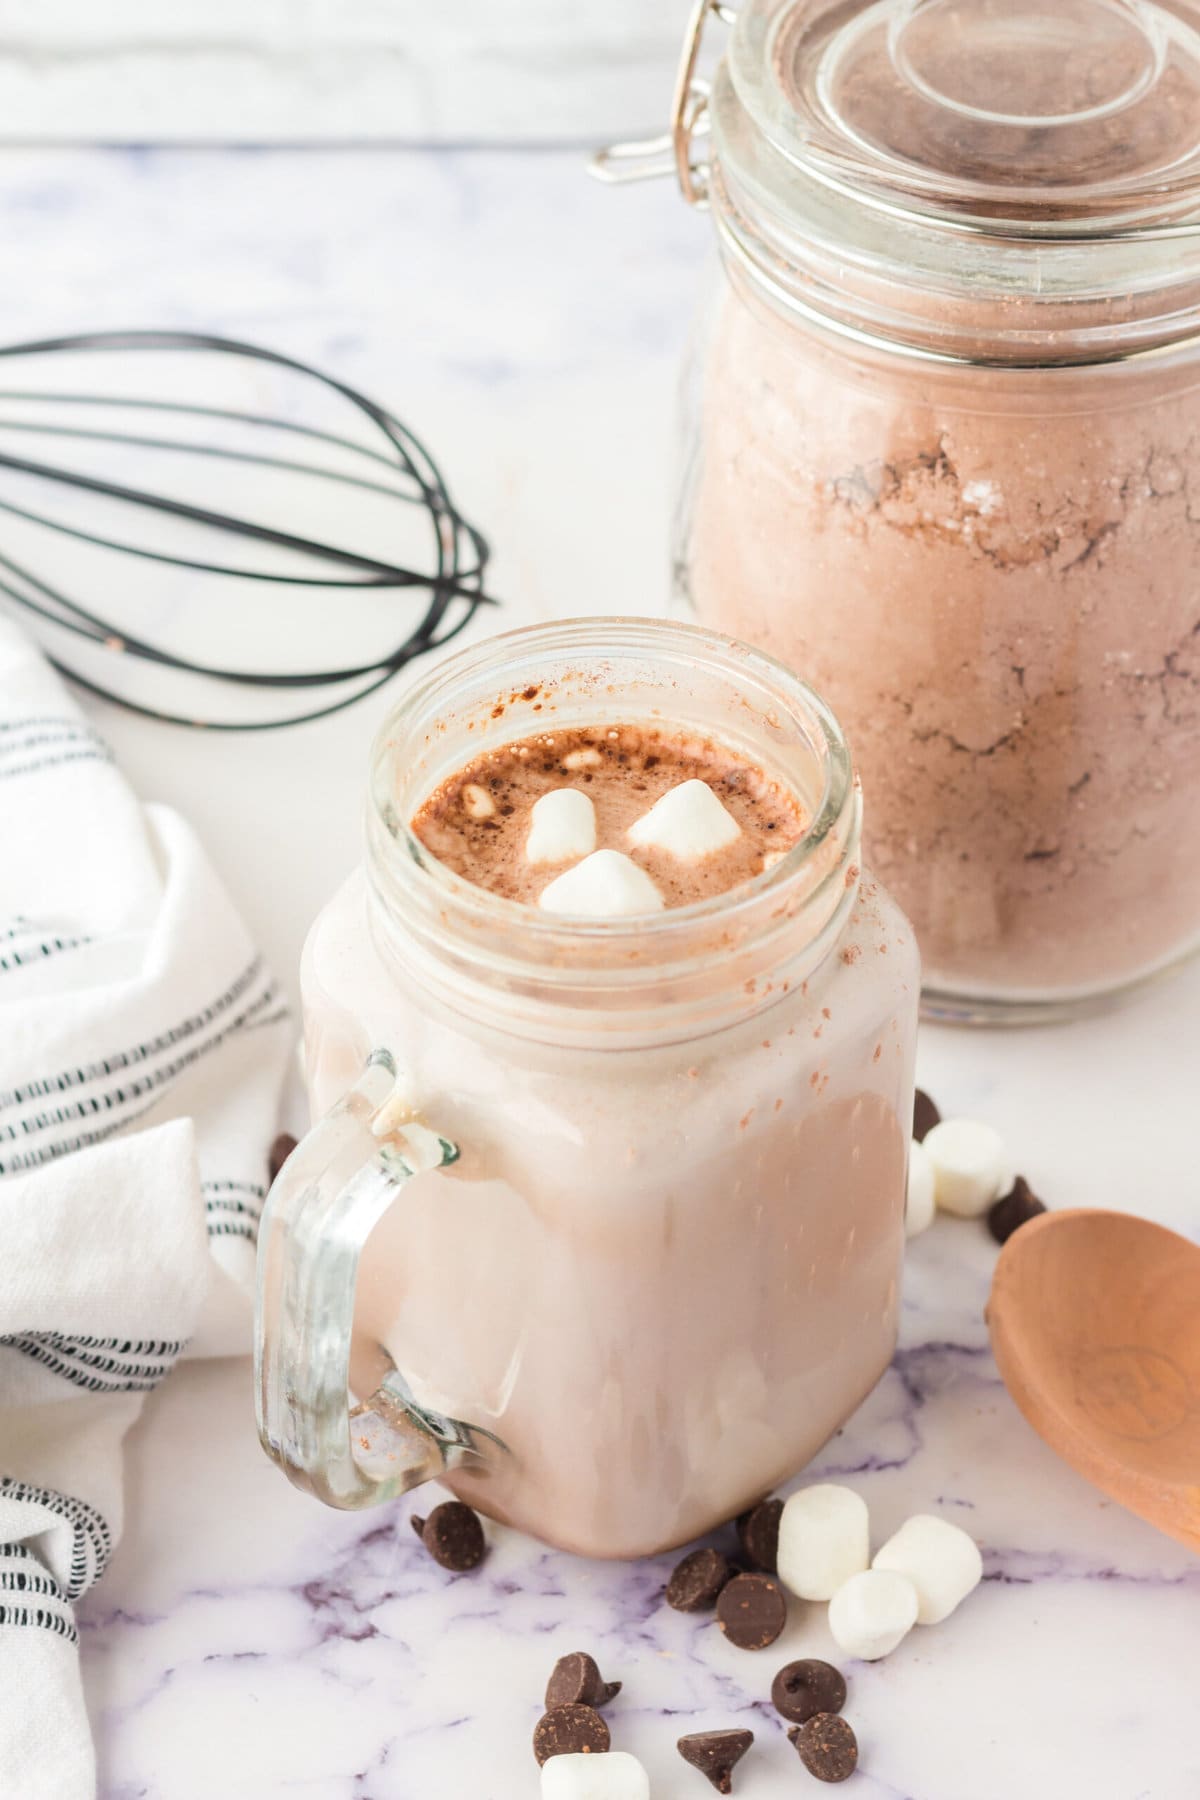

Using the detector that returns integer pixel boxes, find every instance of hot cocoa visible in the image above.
[411,723,807,910]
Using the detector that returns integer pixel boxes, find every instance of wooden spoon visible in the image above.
[987,1208,1200,1553]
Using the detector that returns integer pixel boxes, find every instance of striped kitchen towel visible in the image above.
[0,618,292,1797]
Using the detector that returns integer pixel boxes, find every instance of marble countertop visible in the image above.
[3,145,1196,1799]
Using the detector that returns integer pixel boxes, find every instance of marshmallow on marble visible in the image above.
[626,779,740,861]
[905,1139,936,1238]
[541,1751,651,1800]
[872,1513,983,1625]
[924,1119,1008,1217]
[828,1567,919,1661]
[538,849,665,918]
[526,788,597,865]
[776,1483,870,1602]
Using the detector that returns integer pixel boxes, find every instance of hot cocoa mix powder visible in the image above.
[686,291,1200,997]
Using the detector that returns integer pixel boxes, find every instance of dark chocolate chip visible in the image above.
[912,1089,940,1143]
[416,1500,486,1571]
[771,1659,847,1725]
[715,1572,787,1651]
[790,1713,858,1783]
[532,1704,611,1766]
[677,1728,754,1793]
[268,1132,298,1182]
[736,1497,783,1573]
[545,1652,621,1711]
[666,1546,736,1612]
[988,1174,1047,1245]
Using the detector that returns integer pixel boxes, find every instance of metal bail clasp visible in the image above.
[589,0,738,209]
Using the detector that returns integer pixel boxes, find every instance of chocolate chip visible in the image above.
[545,1652,621,1710]
[677,1728,754,1793]
[532,1704,611,1765]
[414,1500,485,1571]
[988,1174,1047,1245]
[268,1132,297,1181]
[912,1088,940,1143]
[771,1660,847,1725]
[790,1713,858,1783]
[715,1572,787,1651]
[736,1497,783,1572]
[666,1546,736,1612]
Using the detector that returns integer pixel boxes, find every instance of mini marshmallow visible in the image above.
[924,1119,1008,1217]
[872,1513,983,1625]
[776,1483,870,1602]
[563,747,602,771]
[525,788,597,865]
[626,779,740,861]
[541,1751,651,1800]
[538,849,665,918]
[461,782,495,820]
[905,1139,936,1238]
[828,1567,919,1661]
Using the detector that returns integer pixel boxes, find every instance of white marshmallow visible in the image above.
[828,1568,919,1661]
[776,1483,870,1602]
[923,1118,1008,1217]
[905,1139,936,1238]
[525,788,597,865]
[541,1751,651,1800]
[538,849,665,918]
[563,747,602,770]
[626,779,740,861]
[461,782,495,820]
[872,1513,983,1625]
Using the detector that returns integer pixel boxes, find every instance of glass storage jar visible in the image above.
[256,618,918,1559]
[598,0,1200,1019]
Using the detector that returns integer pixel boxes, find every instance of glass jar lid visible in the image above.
[731,0,1200,233]
[691,0,1200,362]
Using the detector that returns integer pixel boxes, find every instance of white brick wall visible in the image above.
[0,0,694,142]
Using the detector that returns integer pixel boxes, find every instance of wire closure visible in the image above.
[590,0,737,206]
[0,330,497,730]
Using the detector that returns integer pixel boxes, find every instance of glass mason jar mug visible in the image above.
[255,619,918,1559]
[597,0,1200,1020]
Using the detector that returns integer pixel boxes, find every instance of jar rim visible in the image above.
[363,617,862,1034]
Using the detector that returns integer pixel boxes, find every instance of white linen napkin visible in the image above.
[0,618,292,1797]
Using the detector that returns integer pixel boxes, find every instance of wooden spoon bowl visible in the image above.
[987,1208,1200,1553]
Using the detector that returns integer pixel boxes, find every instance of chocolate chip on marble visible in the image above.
[413,1500,486,1571]
[666,1546,736,1612]
[268,1132,298,1182]
[987,1174,1047,1245]
[715,1572,787,1651]
[532,1704,611,1766]
[545,1652,622,1710]
[771,1659,847,1725]
[736,1497,783,1572]
[789,1713,858,1783]
[677,1728,754,1794]
[912,1089,940,1144]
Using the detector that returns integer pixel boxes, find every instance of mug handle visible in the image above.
[255,1049,496,1509]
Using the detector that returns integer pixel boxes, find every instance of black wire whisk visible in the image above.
[0,329,497,729]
